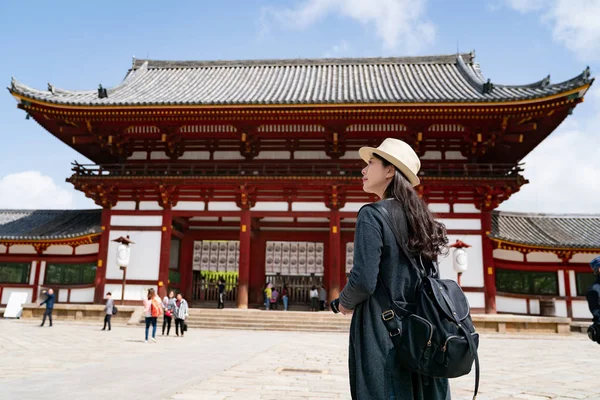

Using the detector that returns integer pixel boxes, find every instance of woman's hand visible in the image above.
[339,304,353,315]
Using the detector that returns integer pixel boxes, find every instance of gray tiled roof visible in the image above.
[491,211,600,249]
[8,53,593,106]
[0,210,101,241]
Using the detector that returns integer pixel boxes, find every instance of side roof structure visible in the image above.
[491,211,600,250]
[8,52,593,107]
[0,209,101,241]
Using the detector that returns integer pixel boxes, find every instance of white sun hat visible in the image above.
[358,138,421,187]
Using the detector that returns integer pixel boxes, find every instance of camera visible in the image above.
[330,298,340,314]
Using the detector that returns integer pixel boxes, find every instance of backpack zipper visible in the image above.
[442,332,479,352]
[410,314,434,347]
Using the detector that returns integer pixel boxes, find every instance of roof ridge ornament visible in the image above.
[98,84,108,99]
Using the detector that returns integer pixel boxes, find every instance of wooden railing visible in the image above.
[71,161,523,179]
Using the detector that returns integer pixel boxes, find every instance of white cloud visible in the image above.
[322,40,351,58]
[0,171,75,209]
[499,87,600,213]
[262,0,435,52]
[503,0,600,60]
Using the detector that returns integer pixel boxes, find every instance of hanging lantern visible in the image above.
[449,240,471,285]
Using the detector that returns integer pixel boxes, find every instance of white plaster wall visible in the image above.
[296,218,329,223]
[76,244,99,255]
[496,296,528,314]
[106,230,162,281]
[438,234,484,287]
[9,245,36,255]
[493,249,525,262]
[69,287,95,303]
[292,202,330,212]
[105,284,157,301]
[529,299,540,315]
[190,217,219,222]
[113,201,137,210]
[571,253,600,264]
[207,202,241,211]
[420,151,443,160]
[38,261,46,287]
[569,270,577,297]
[111,215,162,227]
[214,151,245,160]
[558,270,566,296]
[58,289,68,303]
[29,262,37,285]
[438,218,481,231]
[139,201,163,211]
[180,151,210,160]
[172,201,206,211]
[252,202,289,211]
[429,203,450,213]
[527,252,561,263]
[572,300,593,320]
[339,203,367,212]
[0,245,6,253]
[453,204,480,213]
[294,151,329,159]
[465,292,485,309]
[222,217,240,222]
[261,217,294,222]
[255,151,291,159]
[340,152,362,160]
[555,300,568,318]
[45,245,73,255]
[150,152,170,160]
[127,151,147,160]
[1,288,32,305]
[445,151,467,160]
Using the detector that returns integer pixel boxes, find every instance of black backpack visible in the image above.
[373,203,480,400]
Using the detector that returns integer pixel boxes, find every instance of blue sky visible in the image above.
[0,0,598,212]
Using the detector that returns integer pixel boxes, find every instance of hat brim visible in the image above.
[359,146,421,187]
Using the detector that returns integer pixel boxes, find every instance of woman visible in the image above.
[162,291,175,336]
[142,288,162,343]
[174,293,189,337]
[338,138,450,399]
[282,284,289,311]
[309,285,319,312]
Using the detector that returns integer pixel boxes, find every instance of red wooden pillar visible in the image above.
[237,209,251,308]
[249,230,265,305]
[328,210,341,302]
[179,236,194,300]
[564,269,573,318]
[32,260,42,303]
[158,209,173,298]
[94,208,111,304]
[481,211,496,314]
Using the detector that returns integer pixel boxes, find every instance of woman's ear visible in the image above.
[386,165,395,179]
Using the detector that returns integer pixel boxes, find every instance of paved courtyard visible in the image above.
[0,319,595,400]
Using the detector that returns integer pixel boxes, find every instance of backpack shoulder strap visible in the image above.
[371,202,428,278]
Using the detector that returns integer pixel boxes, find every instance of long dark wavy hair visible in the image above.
[373,153,449,260]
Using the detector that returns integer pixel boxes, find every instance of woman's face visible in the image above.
[169,291,174,298]
[361,156,394,198]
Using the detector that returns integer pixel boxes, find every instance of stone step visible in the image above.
[184,322,350,332]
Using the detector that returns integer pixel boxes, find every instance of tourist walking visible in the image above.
[174,293,189,337]
[270,287,279,310]
[337,138,451,399]
[319,285,327,311]
[102,292,114,331]
[264,283,272,310]
[162,291,175,335]
[39,288,55,327]
[282,284,289,311]
[143,288,162,343]
[586,256,600,344]
[217,279,225,309]
[309,286,319,312]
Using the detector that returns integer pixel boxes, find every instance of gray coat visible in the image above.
[339,200,450,400]
[104,298,114,316]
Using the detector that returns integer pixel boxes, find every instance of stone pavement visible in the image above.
[0,319,595,400]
